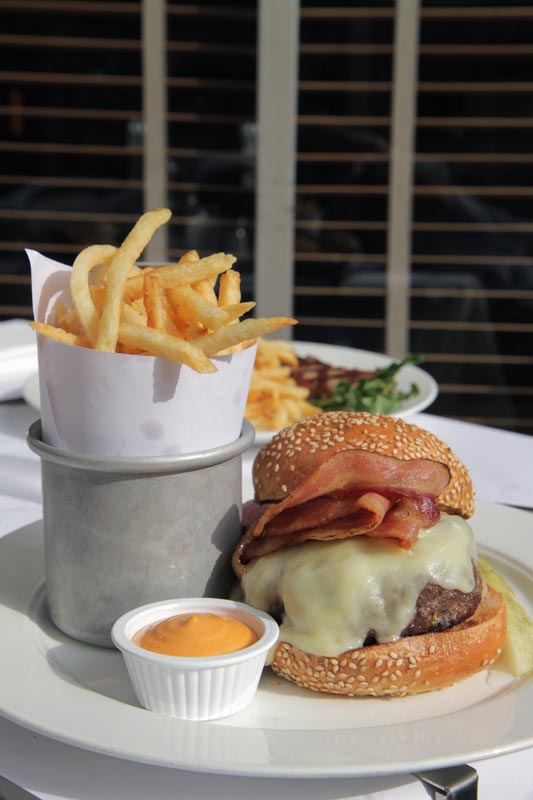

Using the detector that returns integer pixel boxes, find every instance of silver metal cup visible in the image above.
[27,420,255,647]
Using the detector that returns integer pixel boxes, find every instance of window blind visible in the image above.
[412,1,533,431]
[0,0,143,317]
[294,2,395,356]
[1,0,532,434]
[293,1,533,433]
[0,0,257,312]
[166,0,257,300]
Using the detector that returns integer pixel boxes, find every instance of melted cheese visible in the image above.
[241,513,477,657]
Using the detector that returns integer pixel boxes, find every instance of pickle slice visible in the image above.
[478,555,533,678]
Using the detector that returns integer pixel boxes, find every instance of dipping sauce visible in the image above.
[132,612,258,657]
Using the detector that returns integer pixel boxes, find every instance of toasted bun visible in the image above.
[270,585,506,697]
[253,411,474,518]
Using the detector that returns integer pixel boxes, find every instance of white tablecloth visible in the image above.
[0,398,531,800]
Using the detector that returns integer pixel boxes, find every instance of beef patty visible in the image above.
[266,566,482,646]
[363,566,482,645]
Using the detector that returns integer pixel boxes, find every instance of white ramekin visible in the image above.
[111,597,279,721]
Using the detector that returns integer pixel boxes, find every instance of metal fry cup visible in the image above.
[27,419,255,648]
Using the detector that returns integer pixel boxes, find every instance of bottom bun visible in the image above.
[271,585,507,697]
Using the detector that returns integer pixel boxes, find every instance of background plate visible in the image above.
[253,341,438,445]
[0,502,531,778]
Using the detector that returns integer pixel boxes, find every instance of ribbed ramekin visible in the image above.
[111,597,279,721]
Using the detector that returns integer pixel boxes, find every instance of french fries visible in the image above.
[31,209,296,373]
[245,338,320,431]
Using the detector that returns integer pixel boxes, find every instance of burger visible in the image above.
[233,411,507,697]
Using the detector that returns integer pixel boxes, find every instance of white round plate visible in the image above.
[252,341,438,446]
[23,372,40,410]
[0,502,531,778]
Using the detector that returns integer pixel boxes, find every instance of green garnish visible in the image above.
[311,354,422,415]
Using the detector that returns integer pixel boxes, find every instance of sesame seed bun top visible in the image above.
[252,411,475,518]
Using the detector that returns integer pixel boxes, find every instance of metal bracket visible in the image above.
[414,765,478,799]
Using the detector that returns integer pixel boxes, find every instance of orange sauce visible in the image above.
[132,612,258,657]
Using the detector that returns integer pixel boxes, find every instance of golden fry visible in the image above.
[179,249,200,263]
[158,253,236,289]
[143,272,166,332]
[117,322,217,373]
[221,301,256,324]
[70,244,117,345]
[30,321,90,348]
[192,279,218,305]
[121,301,149,327]
[142,274,184,337]
[167,285,229,331]
[193,317,297,356]
[130,296,148,318]
[218,269,241,306]
[96,208,171,352]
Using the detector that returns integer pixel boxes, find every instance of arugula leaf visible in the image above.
[311,354,422,415]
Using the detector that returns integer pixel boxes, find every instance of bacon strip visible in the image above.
[238,451,450,564]
[251,451,448,539]
[264,491,391,536]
